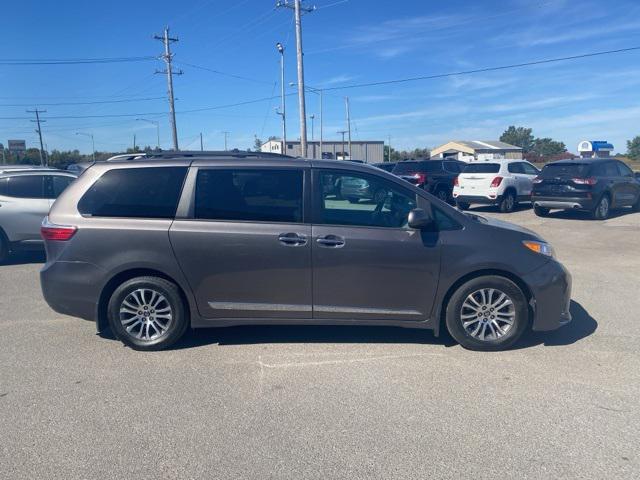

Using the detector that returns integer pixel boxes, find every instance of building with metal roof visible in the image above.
[260,139,384,163]
[577,140,614,158]
[431,140,523,162]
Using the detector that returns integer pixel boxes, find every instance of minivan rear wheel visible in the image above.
[0,232,8,264]
[445,276,529,351]
[107,276,188,351]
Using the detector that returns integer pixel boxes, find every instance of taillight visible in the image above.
[41,217,77,241]
[413,173,427,184]
[532,176,543,184]
[453,176,459,187]
[490,176,503,188]
[572,177,597,185]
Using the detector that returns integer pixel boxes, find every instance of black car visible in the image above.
[532,158,640,219]
[373,162,397,172]
[392,160,465,202]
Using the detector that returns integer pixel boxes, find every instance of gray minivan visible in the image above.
[40,152,572,351]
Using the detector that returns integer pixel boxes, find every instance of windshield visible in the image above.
[541,163,591,178]
[462,163,500,174]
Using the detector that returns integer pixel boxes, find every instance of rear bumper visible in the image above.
[40,260,104,321]
[522,259,572,331]
[453,194,500,205]
[532,195,596,211]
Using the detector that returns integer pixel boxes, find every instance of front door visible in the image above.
[170,167,312,319]
[311,169,441,321]
[0,174,50,243]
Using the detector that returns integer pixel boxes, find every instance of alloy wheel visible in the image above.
[119,288,173,342]
[460,288,515,341]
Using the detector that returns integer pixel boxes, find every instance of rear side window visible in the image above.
[47,175,75,199]
[5,175,45,198]
[78,167,187,218]
[444,161,463,173]
[462,163,500,174]
[195,169,303,223]
[508,163,525,174]
[616,162,634,177]
[541,163,590,178]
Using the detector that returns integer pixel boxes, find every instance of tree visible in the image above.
[253,137,263,151]
[500,126,535,152]
[627,136,640,160]
[532,138,566,156]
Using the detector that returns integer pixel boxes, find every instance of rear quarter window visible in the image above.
[78,167,187,218]
[393,161,440,174]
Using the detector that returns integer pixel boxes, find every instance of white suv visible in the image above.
[453,160,541,213]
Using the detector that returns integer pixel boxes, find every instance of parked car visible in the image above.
[40,151,571,352]
[531,158,640,219]
[373,162,397,172]
[0,168,77,262]
[392,160,465,202]
[453,160,541,213]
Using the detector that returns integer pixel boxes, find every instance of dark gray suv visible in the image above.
[40,152,572,351]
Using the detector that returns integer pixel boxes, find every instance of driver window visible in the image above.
[318,171,416,228]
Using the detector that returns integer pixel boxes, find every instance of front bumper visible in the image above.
[532,195,596,211]
[522,259,572,331]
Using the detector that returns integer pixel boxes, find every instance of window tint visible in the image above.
[616,162,634,177]
[78,167,187,218]
[522,162,540,175]
[0,178,7,196]
[462,163,500,174]
[48,175,75,199]
[195,169,303,223]
[392,161,440,174]
[508,163,525,174]
[541,163,590,178]
[602,162,619,177]
[444,161,463,173]
[6,175,45,198]
[319,171,416,228]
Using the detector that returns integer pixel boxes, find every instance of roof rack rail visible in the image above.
[143,150,296,160]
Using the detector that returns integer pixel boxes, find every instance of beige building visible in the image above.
[431,140,522,162]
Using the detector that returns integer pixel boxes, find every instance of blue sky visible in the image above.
[1,0,640,154]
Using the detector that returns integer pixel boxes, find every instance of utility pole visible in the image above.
[27,108,46,165]
[133,134,137,151]
[200,132,204,151]
[388,134,392,162]
[154,26,182,151]
[222,131,230,150]
[345,97,352,160]
[276,42,287,150]
[310,114,315,141]
[337,130,347,160]
[277,0,315,157]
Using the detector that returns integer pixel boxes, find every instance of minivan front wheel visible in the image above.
[107,276,188,351]
[445,276,529,351]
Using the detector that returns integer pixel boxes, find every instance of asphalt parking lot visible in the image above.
[1,206,639,479]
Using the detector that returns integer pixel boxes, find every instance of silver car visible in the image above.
[0,167,76,261]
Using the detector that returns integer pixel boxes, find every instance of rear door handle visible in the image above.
[278,232,307,247]
[316,235,345,248]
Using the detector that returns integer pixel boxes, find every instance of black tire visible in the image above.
[0,229,9,264]
[435,188,449,203]
[445,275,529,351]
[534,205,550,217]
[499,190,517,213]
[456,201,470,211]
[347,197,359,204]
[107,276,189,351]
[591,194,610,220]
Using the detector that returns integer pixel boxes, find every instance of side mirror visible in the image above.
[408,208,434,230]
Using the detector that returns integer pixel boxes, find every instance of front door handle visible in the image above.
[316,235,345,248]
[278,232,307,246]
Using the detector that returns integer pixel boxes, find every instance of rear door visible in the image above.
[170,166,312,319]
[520,162,541,197]
[311,168,440,321]
[0,174,49,242]
[456,163,501,196]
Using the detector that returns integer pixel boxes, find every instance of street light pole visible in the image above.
[276,42,287,151]
[345,96,352,159]
[76,132,95,161]
[310,114,315,142]
[136,118,160,150]
[222,131,230,150]
[337,130,347,160]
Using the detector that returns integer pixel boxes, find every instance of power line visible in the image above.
[0,96,165,107]
[323,46,640,91]
[174,60,273,85]
[0,56,156,65]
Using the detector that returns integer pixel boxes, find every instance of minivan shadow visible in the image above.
[0,251,45,266]
[167,300,596,351]
[541,208,635,221]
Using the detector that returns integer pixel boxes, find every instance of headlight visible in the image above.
[522,240,555,257]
